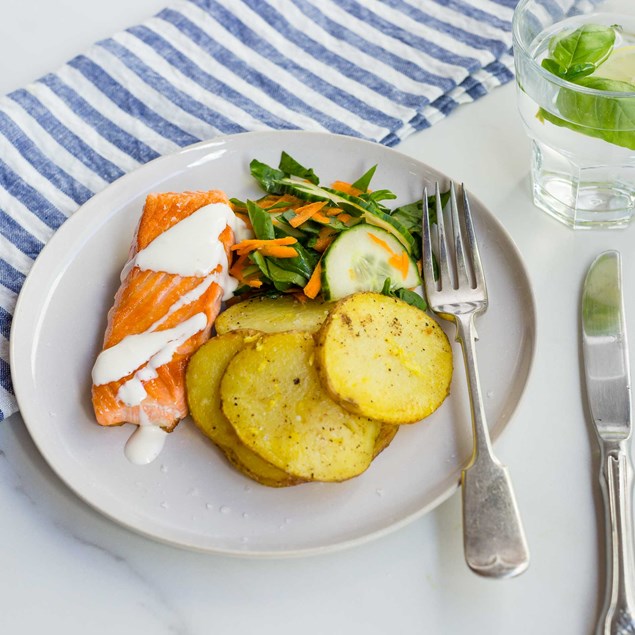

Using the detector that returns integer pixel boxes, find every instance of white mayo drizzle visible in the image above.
[92,313,208,386]
[93,202,251,465]
[124,410,168,465]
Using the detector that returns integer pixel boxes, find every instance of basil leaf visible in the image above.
[541,58,566,77]
[246,200,275,240]
[542,58,596,82]
[563,62,597,81]
[250,159,286,194]
[540,76,635,151]
[278,151,319,185]
[549,24,615,71]
[351,164,376,192]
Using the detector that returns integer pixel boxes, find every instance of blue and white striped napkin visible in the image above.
[0,0,523,421]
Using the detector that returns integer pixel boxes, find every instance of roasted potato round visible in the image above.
[215,295,334,335]
[315,293,453,424]
[186,330,301,488]
[374,424,399,457]
[220,331,381,482]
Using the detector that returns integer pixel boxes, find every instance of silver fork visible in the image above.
[422,182,530,579]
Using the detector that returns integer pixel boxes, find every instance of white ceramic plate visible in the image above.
[11,131,535,556]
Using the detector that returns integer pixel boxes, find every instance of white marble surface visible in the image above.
[0,1,630,633]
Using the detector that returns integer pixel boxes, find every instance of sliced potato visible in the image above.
[374,424,399,458]
[220,331,381,482]
[315,292,452,424]
[186,330,301,487]
[215,295,334,335]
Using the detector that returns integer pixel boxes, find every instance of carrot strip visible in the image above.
[259,245,298,258]
[331,181,364,197]
[231,236,297,255]
[338,213,353,224]
[289,201,328,227]
[313,227,337,252]
[229,254,249,279]
[311,211,331,224]
[389,252,410,280]
[367,232,394,254]
[303,261,322,299]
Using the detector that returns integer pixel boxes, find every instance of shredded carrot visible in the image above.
[311,211,331,224]
[259,193,302,211]
[389,252,410,280]
[259,245,298,258]
[229,253,264,287]
[331,180,364,197]
[289,201,328,227]
[338,213,353,224]
[229,253,249,279]
[367,232,394,254]
[326,206,342,216]
[303,261,322,299]
[313,227,337,252]
[231,236,297,256]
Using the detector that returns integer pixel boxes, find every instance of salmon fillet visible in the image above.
[92,190,235,431]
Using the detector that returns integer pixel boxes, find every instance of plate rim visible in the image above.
[9,130,537,557]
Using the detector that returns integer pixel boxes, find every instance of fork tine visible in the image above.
[460,184,486,290]
[422,187,435,290]
[435,182,452,290]
[449,183,470,289]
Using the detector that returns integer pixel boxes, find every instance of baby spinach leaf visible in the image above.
[229,197,247,210]
[250,252,302,291]
[364,189,398,204]
[246,200,275,240]
[278,151,319,184]
[250,159,286,194]
[380,278,427,311]
[351,164,377,192]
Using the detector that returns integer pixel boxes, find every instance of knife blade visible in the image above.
[582,250,635,635]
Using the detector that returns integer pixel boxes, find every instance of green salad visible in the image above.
[228,151,448,311]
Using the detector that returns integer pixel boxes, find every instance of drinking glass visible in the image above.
[513,0,635,229]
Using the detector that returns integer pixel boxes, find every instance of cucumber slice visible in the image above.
[322,225,421,301]
[362,208,417,255]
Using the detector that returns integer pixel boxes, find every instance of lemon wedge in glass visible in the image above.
[594,45,635,83]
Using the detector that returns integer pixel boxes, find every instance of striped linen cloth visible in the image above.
[0,0,588,421]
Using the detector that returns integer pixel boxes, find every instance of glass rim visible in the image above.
[512,0,635,98]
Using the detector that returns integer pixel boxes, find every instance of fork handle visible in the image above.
[455,314,530,578]
[596,444,635,635]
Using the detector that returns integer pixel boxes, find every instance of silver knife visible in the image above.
[582,250,635,635]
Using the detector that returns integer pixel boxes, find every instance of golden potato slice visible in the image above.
[220,331,381,482]
[215,295,334,335]
[186,331,301,488]
[315,293,452,424]
[374,424,399,458]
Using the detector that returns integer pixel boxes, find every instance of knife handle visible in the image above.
[597,448,635,635]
